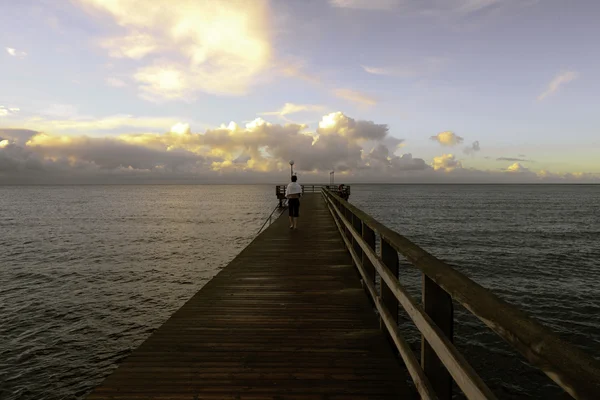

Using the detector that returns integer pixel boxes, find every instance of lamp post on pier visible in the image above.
[289,160,294,179]
[330,170,334,187]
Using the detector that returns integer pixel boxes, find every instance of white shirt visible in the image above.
[285,182,302,196]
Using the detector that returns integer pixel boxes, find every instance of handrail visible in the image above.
[321,188,600,400]
[257,204,285,236]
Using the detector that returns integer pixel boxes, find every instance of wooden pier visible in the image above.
[89,190,600,400]
[88,193,410,399]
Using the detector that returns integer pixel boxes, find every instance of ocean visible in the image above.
[1,184,598,399]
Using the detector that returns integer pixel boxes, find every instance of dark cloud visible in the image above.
[497,157,532,162]
[0,129,39,145]
[463,140,480,155]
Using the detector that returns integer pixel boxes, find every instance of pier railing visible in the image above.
[276,184,350,206]
[322,188,600,400]
[257,204,286,235]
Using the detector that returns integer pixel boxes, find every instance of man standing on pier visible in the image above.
[286,175,302,230]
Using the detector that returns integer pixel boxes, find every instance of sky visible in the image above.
[1,0,599,184]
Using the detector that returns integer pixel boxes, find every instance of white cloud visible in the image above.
[537,71,578,101]
[5,47,27,57]
[105,77,127,87]
[430,131,464,146]
[260,103,327,117]
[333,88,377,106]
[0,106,20,117]
[75,0,272,100]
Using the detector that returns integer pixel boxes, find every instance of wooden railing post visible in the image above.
[361,224,376,291]
[380,238,399,330]
[344,206,352,241]
[422,276,454,400]
[352,213,362,266]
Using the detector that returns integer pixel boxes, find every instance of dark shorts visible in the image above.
[288,198,300,217]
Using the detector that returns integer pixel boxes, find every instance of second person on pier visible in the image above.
[286,175,302,230]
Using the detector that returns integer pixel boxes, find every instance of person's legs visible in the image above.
[292,200,300,229]
[288,199,295,228]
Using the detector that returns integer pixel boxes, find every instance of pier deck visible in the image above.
[88,193,410,399]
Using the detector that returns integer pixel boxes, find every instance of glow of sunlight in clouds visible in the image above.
[430,131,464,146]
[333,89,377,106]
[432,153,462,172]
[507,162,529,173]
[537,71,578,101]
[76,0,271,100]
[261,103,327,117]
[5,47,27,57]
[0,140,9,148]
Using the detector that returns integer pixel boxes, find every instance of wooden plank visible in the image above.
[422,275,454,400]
[88,194,410,399]
[323,189,600,400]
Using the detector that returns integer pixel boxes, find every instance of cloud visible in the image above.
[329,0,401,10]
[75,0,271,100]
[430,131,464,146]
[100,33,159,60]
[260,103,327,117]
[0,106,20,117]
[15,114,195,135]
[278,63,374,109]
[537,71,578,101]
[497,157,531,162]
[330,0,533,16]
[5,47,27,58]
[463,140,480,155]
[1,112,424,182]
[0,129,39,145]
[2,112,598,184]
[506,162,530,173]
[333,88,377,106]
[105,77,127,88]
[362,57,448,78]
[432,153,462,172]
[279,62,322,85]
